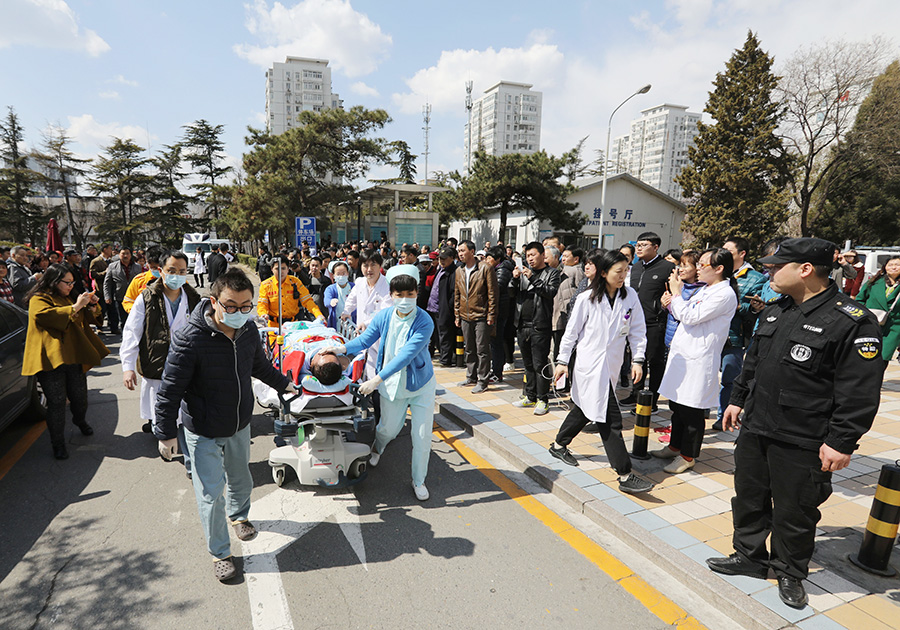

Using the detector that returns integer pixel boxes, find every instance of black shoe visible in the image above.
[582,423,600,434]
[53,444,69,460]
[142,421,152,433]
[706,553,768,579]
[619,394,638,408]
[711,420,723,431]
[777,576,808,609]
[109,328,120,335]
[548,443,578,467]
[75,422,94,436]
[618,473,653,494]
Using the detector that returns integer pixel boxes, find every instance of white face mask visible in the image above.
[394,297,416,315]
[336,274,349,286]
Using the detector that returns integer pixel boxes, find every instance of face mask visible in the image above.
[394,297,416,315]
[150,269,161,278]
[336,275,349,286]
[163,274,187,290]
[215,301,252,329]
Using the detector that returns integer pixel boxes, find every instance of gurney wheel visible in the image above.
[348,458,366,480]
[272,465,287,487]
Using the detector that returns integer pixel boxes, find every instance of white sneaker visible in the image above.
[412,482,429,501]
[533,401,549,416]
[369,450,381,467]
[664,457,695,474]
[503,362,515,372]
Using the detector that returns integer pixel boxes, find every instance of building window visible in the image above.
[459,228,472,242]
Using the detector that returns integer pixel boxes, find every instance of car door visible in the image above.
[0,301,26,402]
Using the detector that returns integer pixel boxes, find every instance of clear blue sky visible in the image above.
[1,0,897,185]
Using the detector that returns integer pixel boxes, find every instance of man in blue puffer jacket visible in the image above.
[154,268,293,583]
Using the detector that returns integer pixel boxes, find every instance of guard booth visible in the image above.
[354,183,449,247]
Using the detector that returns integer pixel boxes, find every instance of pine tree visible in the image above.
[676,31,794,252]
[0,107,43,243]
[31,124,92,250]
[148,144,193,247]
[181,120,231,222]
[89,138,153,247]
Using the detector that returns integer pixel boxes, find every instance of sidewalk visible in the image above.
[433,360,900,630]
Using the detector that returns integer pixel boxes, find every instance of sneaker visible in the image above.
[533,401,549,415]
[618,473,654,494]
[619,394,638,408]
[369,450,381,467]
[457,380,477,388]
[651,446,679,459]
[488,374,502,384]
[548,443,578,467]
[503,362,515,372]
[471,383,488,394]
[412,481,429,501]
[512,397,537,408]
[664,457,695,474]
[581,423,600,434]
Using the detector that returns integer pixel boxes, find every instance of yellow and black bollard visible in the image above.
[849,460,900,577]
[631,389,653,460]
[456,330,465,368]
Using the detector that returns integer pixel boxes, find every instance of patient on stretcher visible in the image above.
[277,321,364,388]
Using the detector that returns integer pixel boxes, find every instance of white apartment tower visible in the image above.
[265,57,342,134]
[609,104,701,200]
[464,81,542,171]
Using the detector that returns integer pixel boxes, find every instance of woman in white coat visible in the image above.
[549,250,654,495]
[193,247,206,288]
[655,248,739,474]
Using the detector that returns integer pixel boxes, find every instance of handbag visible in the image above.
[869,286,900,326]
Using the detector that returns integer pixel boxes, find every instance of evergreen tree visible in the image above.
[31,124,92,250]
[148,144,193,247]
[437,149,584,244]
[0,107,42,243]
[181,119,231,222]
[676,31,793,251]
[812,60,900,245]
[89,137,153,247]
[370,140,418,185]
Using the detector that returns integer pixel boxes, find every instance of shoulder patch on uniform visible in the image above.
[837,303,866,321]
[855,336,881,360]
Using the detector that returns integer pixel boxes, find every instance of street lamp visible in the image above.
[598,84,651,247]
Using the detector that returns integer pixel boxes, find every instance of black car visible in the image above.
[0,299,45,432]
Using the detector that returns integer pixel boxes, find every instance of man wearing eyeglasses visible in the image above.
[155,268,296,583]
[623,232,676,411]
[121,250,201,468]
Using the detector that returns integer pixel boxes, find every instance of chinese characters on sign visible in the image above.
[295,217,317,254]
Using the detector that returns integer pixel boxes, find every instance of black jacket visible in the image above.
[206,252,228,284]
[432,262,459,327]
[514,265,561,331]
[731,283,884,454]
[154,298,289,440]
[630,256,676,328]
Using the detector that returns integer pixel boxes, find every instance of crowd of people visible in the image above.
[5,230,897,598]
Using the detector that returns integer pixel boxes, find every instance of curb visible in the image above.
[437,401,792,630]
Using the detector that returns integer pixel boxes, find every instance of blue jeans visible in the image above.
[183,425,252,559]
[177,424,191,474]
[718,346,745,421]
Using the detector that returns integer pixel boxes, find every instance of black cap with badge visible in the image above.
[757,237,837,266]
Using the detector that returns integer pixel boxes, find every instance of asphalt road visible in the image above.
[0,335,677,630]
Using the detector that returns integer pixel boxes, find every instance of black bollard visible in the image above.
[456,331,465,368]
[631,389,653,460]
[849,460,900,577]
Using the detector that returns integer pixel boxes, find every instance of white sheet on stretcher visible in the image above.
[252,378,354,414]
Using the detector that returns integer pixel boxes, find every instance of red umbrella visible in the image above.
[46,218,63,254]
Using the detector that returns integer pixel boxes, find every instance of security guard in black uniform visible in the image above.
[706,238,884,609]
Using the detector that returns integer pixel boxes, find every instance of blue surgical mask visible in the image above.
[336,275,349,286]
[150,269,161,278]
[220,310,252,329]
[163,274,187,290]
[394,297,416,315]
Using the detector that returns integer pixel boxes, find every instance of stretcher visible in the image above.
[253,319,374,488]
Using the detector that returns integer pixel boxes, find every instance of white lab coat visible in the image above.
[343,274,392,379]
[604,286,648,386]
[658,280,738,409]
[193,252,206,274]
[121,289,192,421]
[557,292,612,423]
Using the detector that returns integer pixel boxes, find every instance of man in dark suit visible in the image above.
[426,247,460,366]
[206,245,228,285]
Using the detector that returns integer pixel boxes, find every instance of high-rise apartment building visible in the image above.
[608,104,701,200]
[464,81,542,171]
[265,57,342,135]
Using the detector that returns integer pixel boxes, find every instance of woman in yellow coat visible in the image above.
[23,264,109,459]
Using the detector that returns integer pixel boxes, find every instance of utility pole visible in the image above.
[465,81,473,174]
[422,103,431,185]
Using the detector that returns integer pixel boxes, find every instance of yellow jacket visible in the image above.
[257,275,322,322]
[23,293,109,376]
[122,270,157,313]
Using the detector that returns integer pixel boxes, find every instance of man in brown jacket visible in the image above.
[454,239,498,393]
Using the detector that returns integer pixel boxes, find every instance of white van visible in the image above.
[181,233,230,272]
[854,246,900,280]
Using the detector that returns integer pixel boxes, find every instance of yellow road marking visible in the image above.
[0,421,46,483]
[435,426,706,629]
